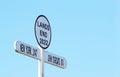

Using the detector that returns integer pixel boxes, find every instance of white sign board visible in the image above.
[14,40,41,60]
[14,40,67,69]
[44,51,67,69]
[34,15,51,49]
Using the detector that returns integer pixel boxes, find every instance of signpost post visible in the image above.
[34,15,52,77]
[38,47,44,77]
[14,15,67,77]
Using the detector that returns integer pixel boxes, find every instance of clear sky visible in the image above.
[0,0,120,77]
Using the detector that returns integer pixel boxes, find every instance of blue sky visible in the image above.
[0,0,120,77]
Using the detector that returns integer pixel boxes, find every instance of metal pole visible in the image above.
[38,47,44,77]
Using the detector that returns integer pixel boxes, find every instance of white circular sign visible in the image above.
[34,15,51,49]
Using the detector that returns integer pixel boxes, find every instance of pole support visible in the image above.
[38,47,44,77]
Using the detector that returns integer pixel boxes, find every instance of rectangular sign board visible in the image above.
[14,40,67,69]
[44,51,67,69]
[14,40,41,60]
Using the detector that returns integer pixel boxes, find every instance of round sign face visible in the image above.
[34,15,51,49]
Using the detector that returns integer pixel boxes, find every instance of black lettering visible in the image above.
[26,46,31,55]
[45,40,48,46]
[40,22,43,27]
[37,22,50,31]
[56,58,60,65]
[40,38,42,44]
[42,23,48,31]
[61,59,64,66]
[53,56,57,64]
[40,30,47,38]
[52,56,60,65]
[44,24,50,31]
[40,38,44,45]
[33,49,37,57]
[40,30,42,36]
[47,24,50,31]
[37,21,40,27]
[20,44,25,52]
[40,38,48,46]
[48,55,52,62]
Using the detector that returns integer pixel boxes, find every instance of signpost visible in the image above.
[14,15,67,77]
